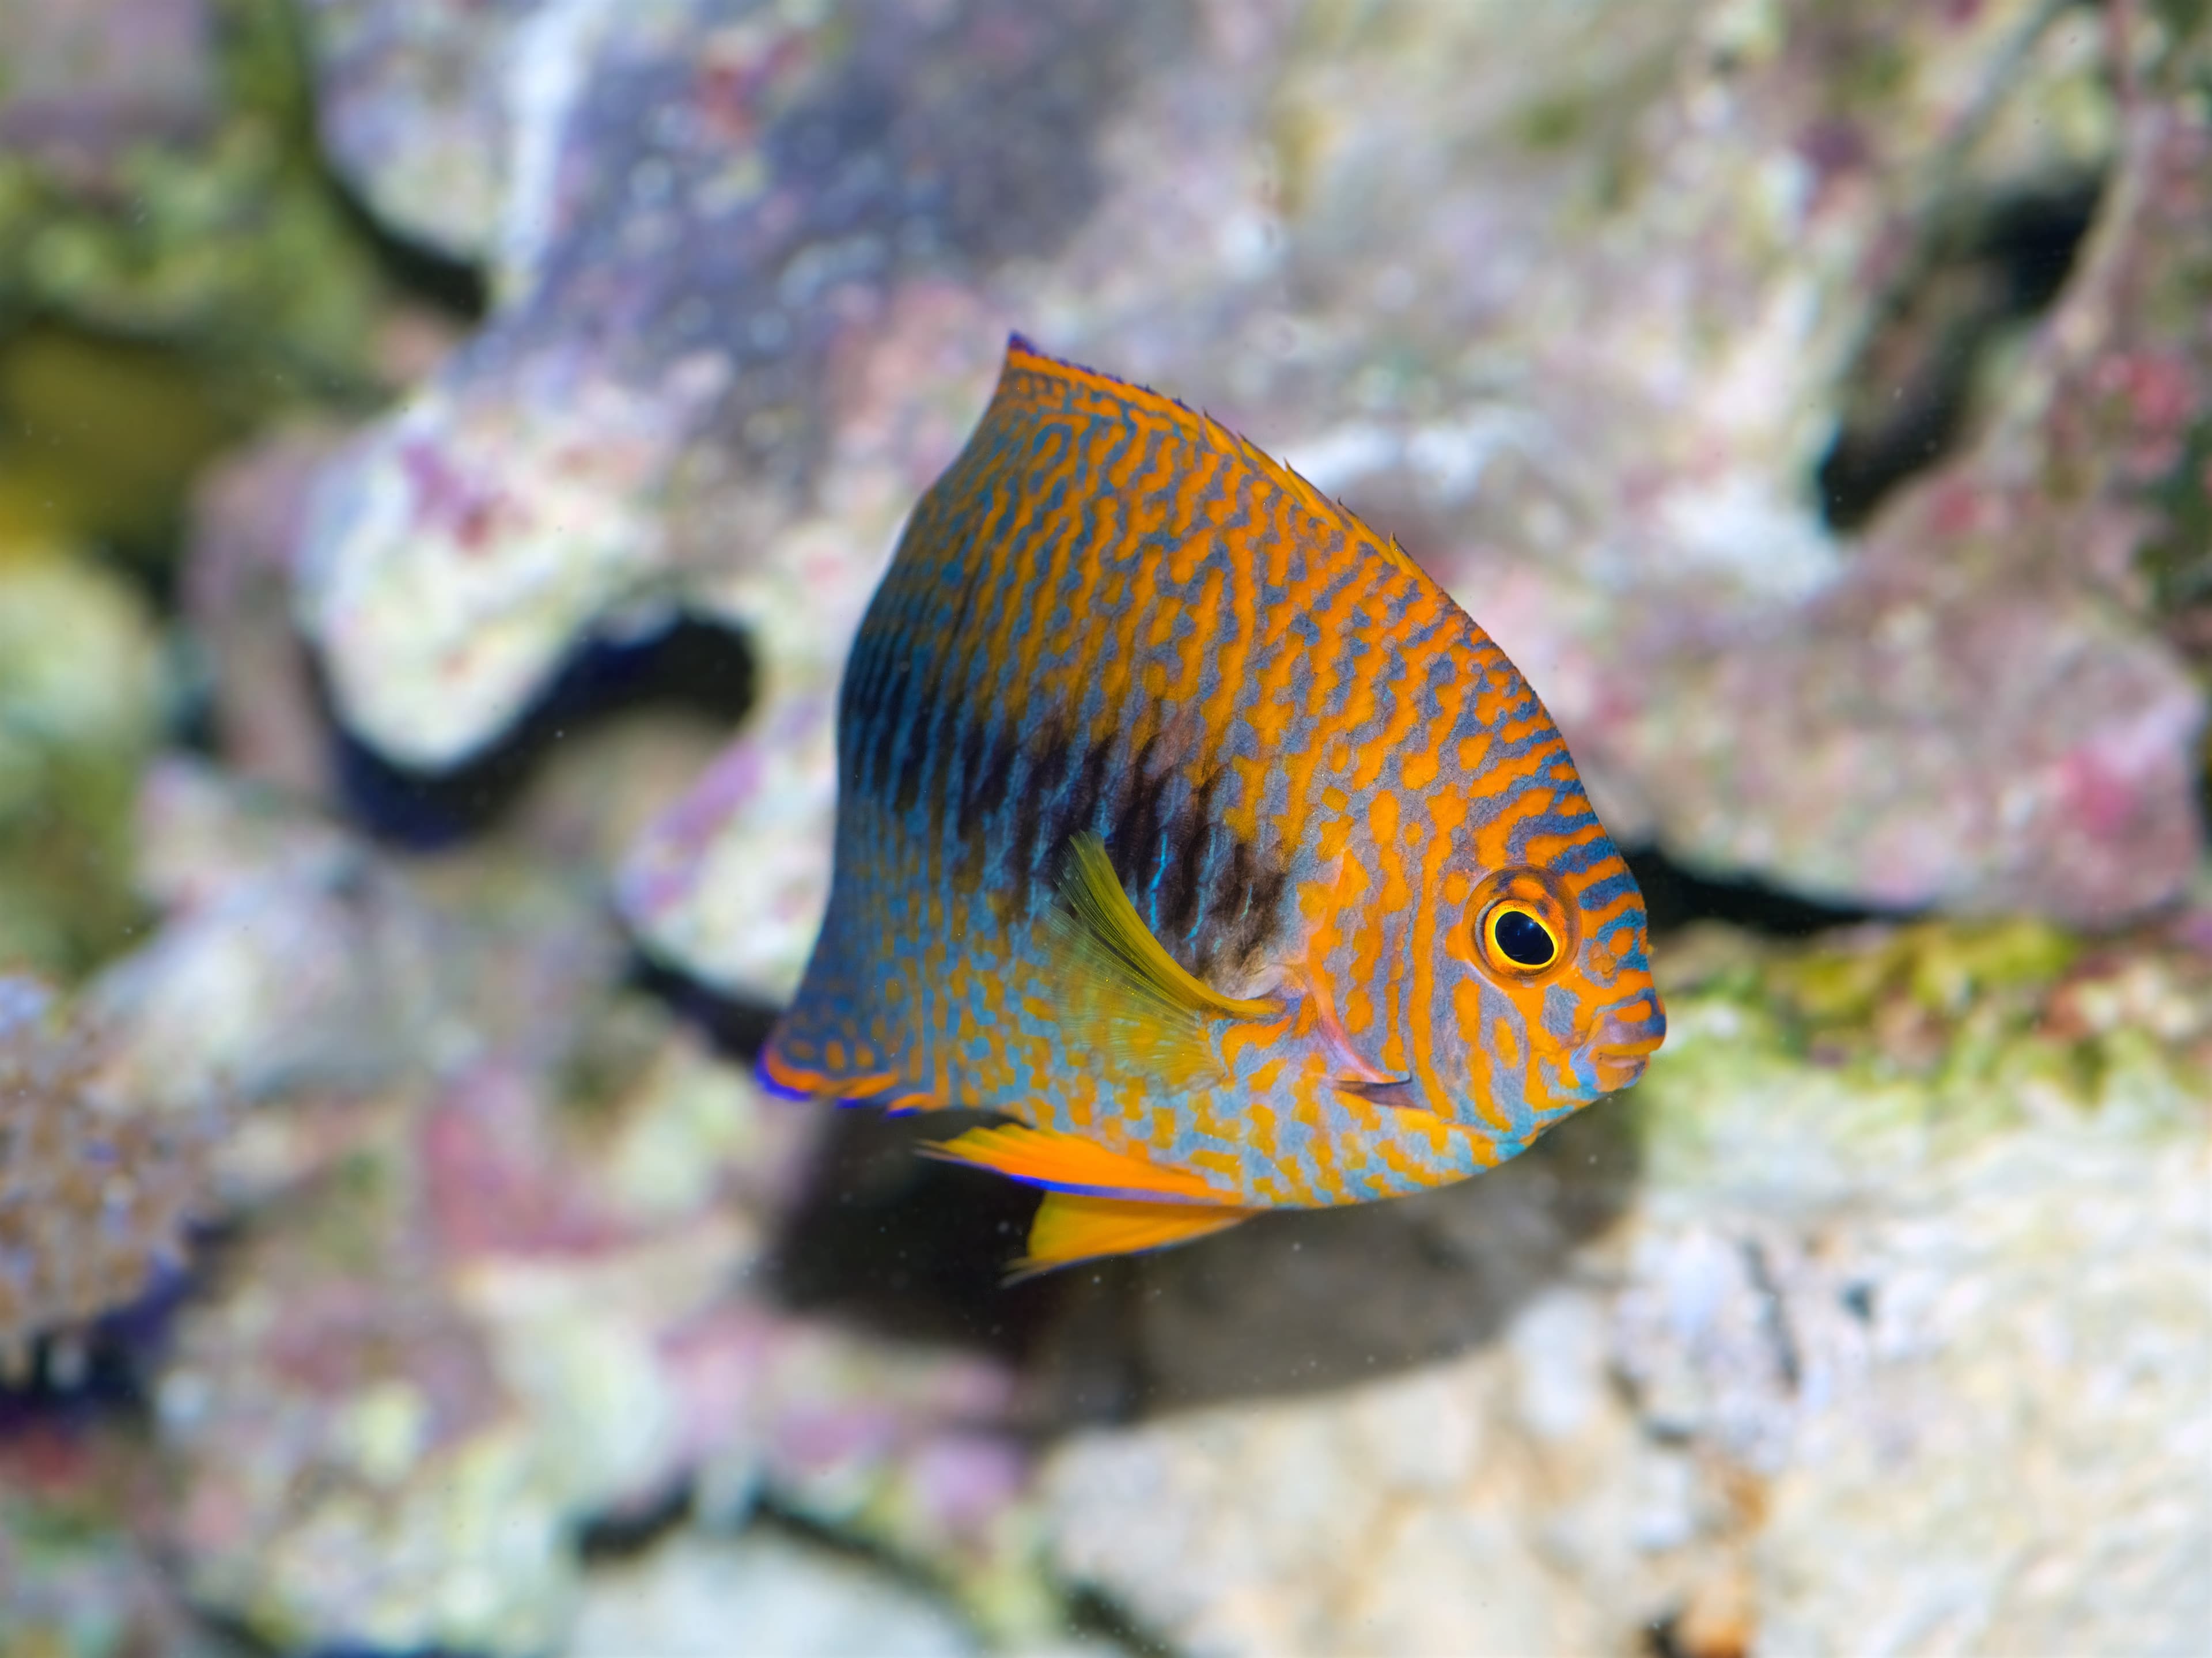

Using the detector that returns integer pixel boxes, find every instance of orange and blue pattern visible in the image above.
[762,336,1664,1270]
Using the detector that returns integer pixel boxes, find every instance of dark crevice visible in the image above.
[0,1241,215,1420]
[1817,174,2107,531]
[331,615,756,849]
[187,1608,290,1658]
[1644,1604,1749,1658]
[1623,843,1886,938]
[625,953,783,1063]
[229,0,489,325]
[575,1477,696,1563]
[322,171,490,324]
[1065,1585,1181,1658]
[745,1501,991,1635]
[1645,1610,1692,1658]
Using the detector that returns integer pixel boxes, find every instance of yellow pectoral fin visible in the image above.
[1017,1192,1252,1277]
[1050,831,1279,1083]
[923,1123,1225,1203]
[1056,832,1277,1020]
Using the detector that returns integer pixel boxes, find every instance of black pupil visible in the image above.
[1493,909,1555,967]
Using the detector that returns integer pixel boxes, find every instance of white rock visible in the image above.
[567,1529,978,1658]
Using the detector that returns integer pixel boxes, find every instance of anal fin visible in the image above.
[922,1123,1225,1203]
[926,1123,1253,1276]
[1017,1192,1251,1277]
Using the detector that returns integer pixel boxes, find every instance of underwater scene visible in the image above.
[1,1,2208,1654]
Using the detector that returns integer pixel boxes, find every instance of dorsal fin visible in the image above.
[1002,336,1416,583]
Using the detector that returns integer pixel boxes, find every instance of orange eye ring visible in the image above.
[1467,869,1578,982]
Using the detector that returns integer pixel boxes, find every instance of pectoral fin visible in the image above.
[1018,1191,1252,1276]
[1050,831,1279,1084]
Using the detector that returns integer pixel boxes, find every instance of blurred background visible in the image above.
[1,1,2207,1653]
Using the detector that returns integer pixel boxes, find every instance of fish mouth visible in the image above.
[1585,995,1666,1092]
[1591,1051,1651,1092]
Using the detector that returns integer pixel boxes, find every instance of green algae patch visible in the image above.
[0,0,408,565]
[0,325,250,558]
[1631,919,2211,1199]
[0,544,161,978]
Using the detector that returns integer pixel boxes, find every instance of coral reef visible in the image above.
[184,421,355,797]
[1590,81,2211,917]
[0,1421,211,1658]
[74,756,1032,1652]
[0,1,2206,1653]
[0,0,389,372]
[290,0,2205,1019]
[568,1528,981,1658]
[1040,917,2212,1657]
[0,976,217,1368]
[297,0,518,263]
[0,0,434,573]
[0,1,218,206]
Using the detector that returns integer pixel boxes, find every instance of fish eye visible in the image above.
[1483,902,1560,971]
[1464,868,1579,982]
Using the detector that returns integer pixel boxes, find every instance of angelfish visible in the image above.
[760,336,1665,1272]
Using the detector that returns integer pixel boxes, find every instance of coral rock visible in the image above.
[0,1422,210,1657]
[95,767,1032,1653]
[184,424,354,800]
[1040,918,2212,1656]
[0,0,216,177]
[290,0,2209,996]
[0,976,217,1365]
[298,0,517,262]
[567,1528,978,1658]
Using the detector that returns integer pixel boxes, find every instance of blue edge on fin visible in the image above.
[752,1055,812,1102]
[751,1053,927,1114]
[757,1051,1233,1274]
[753,1057,1207,1202]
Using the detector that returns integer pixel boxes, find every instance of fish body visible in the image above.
[762,337,1664,1269]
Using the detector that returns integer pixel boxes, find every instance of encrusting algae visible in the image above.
[0,975,217,1375]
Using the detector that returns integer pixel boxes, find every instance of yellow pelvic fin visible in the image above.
[923,1123,1226,1203]
[1017,1191,1252,1276]
[1050,831,1278,1082]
